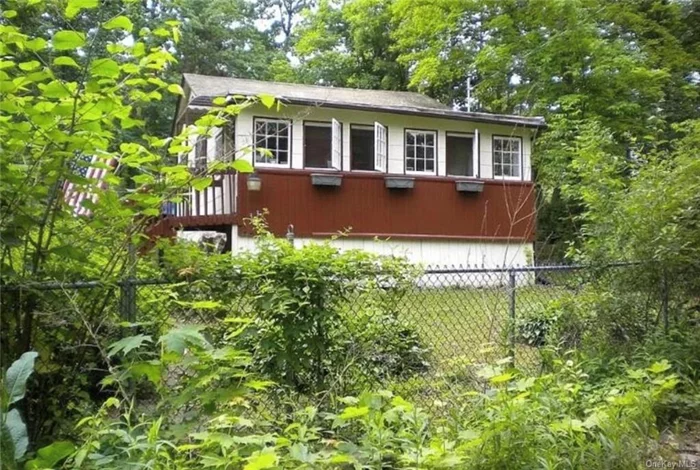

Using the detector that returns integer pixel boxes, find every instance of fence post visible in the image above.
[119,244,137,322]
[662,269,669,334]
[508,269,516,365]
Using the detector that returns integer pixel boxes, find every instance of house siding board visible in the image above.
[236,170,535,242]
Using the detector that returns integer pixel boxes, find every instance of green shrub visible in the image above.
[47,328,677,469]
[163,224,429,395]
[516,304,559,346]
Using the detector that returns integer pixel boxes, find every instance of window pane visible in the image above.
[494,139,502,151]
[446,135,474,177]
[278,137,288,151]
[512,139,520,152]
[426,133,434,146]
[426,159,434,171]
[407,146,414,159]
[351,128,374,170]
[406,158,415,171]
[416,159,424,171]
[426,147,434,161]
[494,163,502,176]
[407,133,415,145]
[304,124,332,168]
[417,146,425,160]
[416,133,424,146]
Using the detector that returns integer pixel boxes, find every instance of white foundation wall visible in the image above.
[231,226,533,269]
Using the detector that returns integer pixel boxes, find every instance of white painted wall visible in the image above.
[232,226,533,268]
[231,103,535,181]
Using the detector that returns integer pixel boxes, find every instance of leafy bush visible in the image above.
[515,304,559,346]
[163,224,429,395]
[38,326,677,469]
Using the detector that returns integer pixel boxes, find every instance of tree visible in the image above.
[290,0,408,89]
[0,0,253,441]
[256,0,316,51]
[390,0,699,259]
[171,0,281,78]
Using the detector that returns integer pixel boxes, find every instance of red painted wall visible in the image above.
[236,169,536,242]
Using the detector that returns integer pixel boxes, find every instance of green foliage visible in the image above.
[0,0,259,446]
[290,0,408,89]
[0,352,38,468]
[39,327,677,469]
[162,223,427,395]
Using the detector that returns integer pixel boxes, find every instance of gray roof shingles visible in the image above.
[181,73,545,128]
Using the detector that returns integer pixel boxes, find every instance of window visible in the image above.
[304,122,332,168]
[405,130,436,174]
[351,125,374,171]
[446,133,475,177]
[214,128,224,160]
[493,136,521,178]
[194,136,207,170]
[254,118,291,166]
[223,121,235,161]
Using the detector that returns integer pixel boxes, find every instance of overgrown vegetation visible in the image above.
[2,0,700,468]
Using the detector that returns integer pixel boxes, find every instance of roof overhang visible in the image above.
[186,94,546,129]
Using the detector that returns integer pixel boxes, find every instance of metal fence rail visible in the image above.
[0,262,674,427]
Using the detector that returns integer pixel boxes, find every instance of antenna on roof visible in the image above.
[467,76,472,113]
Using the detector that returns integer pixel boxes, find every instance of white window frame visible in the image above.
[405,129,437,175]
[493,135,522,180]
[302,120,342,170]
[331,118,342,171]
[446,131,478,178]
[374,122,387,173]
[253,117,292,168]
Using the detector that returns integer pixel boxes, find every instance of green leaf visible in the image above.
[25,441,75,470]
[191,177,211,191]
[3,409,28,460]
[489,373,514,384]
[159,325,211,355]
[65,0,98,19]
[647,360,672,374]
[129,361,162,385]
[3,10,17,18]
[232,159,254,173]
[40,80,74,99]
[54,56,79,68]
[339,406,369,420]
[18,61,40,72]
[103,15,133,32]
[259,93,275,109]
[244,452,277,470]
[26,38,47,52]
[107,334,152,357]
[167,84,184,95]
[5,352,38,405]
[89,58,120,79]
[52,31,86,51]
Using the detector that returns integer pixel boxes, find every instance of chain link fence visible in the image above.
[1,262,676,433]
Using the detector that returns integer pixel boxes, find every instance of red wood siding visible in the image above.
[237,169,536,242]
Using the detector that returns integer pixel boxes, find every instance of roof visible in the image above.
[180,73,546,129]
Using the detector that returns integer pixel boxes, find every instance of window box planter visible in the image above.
[455,180,484,193]
[385,176,415,189]
[311,173,342,187]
